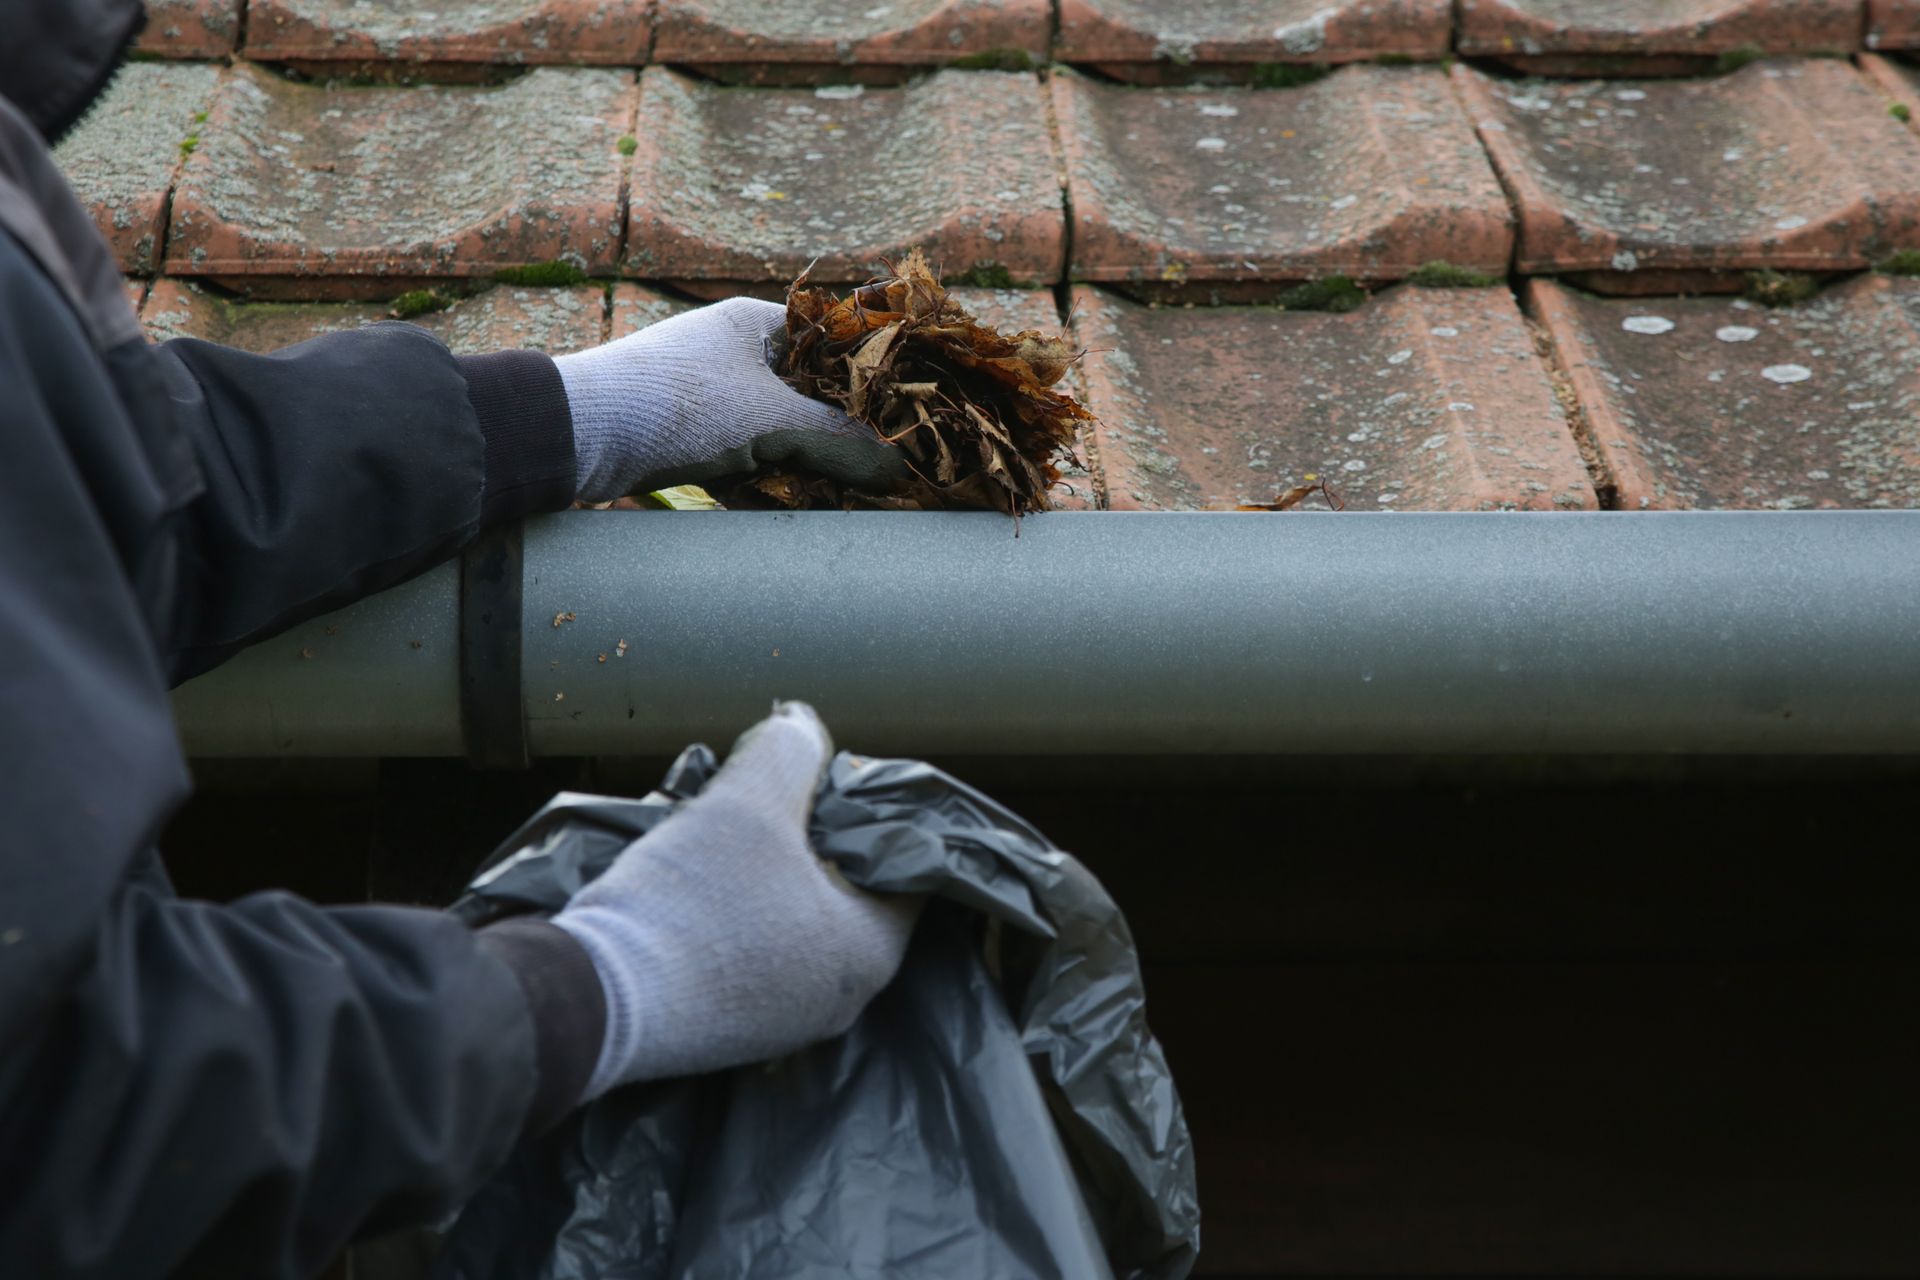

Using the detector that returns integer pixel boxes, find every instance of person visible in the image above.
[0,3,921,1274]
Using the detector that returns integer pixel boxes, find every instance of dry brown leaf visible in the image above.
[720,250,1095,515]
[1238,476,1347,512]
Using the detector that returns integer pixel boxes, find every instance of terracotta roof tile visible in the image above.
[165,64,633,284]
[1859,50,1920,118]
[1054,66,1511,290]
[625,69,1062,285]
[1055,1,1451,70]
[242,0,648,66]
[1529,275,1920,510]
[142,277,609,354]
[1869,1,1920,47]
[651,0,1050,69]
[1458,59,1920,280]
[609,282,694,336]
[135,0,242,58]
[1458,0,1862,62]
[54,62,220,274]
[1072,285,1596,512]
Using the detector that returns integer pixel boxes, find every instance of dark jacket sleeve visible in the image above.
[0,231,600,1278]
[152,326,575,683]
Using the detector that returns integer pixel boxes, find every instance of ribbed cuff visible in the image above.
[455,350,576,525]
[475,917,606,1135]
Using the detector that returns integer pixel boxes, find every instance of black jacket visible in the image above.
[0,5,605,1274]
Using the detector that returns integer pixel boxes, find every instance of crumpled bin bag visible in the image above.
[432,746,1200,1280]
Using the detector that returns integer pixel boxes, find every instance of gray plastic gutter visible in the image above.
[171,510,1920,758]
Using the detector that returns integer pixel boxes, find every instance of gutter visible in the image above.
[172,510,1920,759]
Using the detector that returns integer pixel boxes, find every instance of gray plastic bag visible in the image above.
[433,747,1199,1280]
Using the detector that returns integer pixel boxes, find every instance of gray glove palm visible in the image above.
[553,704,920,1096]
[556,297,905,502]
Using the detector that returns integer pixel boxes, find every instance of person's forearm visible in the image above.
[151,326,574,683]
[0,886,590,1279]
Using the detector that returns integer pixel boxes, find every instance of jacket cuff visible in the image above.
[455,350,577,525]
[475,917,606,1135]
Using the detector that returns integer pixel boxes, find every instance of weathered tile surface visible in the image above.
[136,0,243,57]
[609,283,694,336]
[1529,276,1920,510]
[1458,0,1863,58]
[1458,60,1920,278]
[142,277,607,354]
[626,69,1062,284]
[1868,0,1920,47]
[166,64,631,281]
[1056,0,1452,66]
[54,63,220,274]
[1859,51,1920,122]
[1073,285,1595,512]
[1054,66,1510,288]
[652,0,1050,67]
[243,0,648,65]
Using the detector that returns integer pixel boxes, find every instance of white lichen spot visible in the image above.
[1200,103,1239,118]
[1612,250,1640,271]
[1762,363,1813,384]
[1195,137,1227,151]
[1446,402,1476,412]
[1430,326,1459,338]
[1716,325,1759,343]
[1386,348,1413,365]
[1421,433,1449,451]
[1622,315,1674,335]
[1773,215,1809,231]
[1808,469,1832,480]
[1614,89,1647,102]
[814,84,864,100]
[1329,194,1358,210]
[1342,459,1367,472]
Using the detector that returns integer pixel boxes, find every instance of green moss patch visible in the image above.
[1407,261,1502,288]
[389,289,451,319]
[1743,269,1818,307]
[1877,249,1920,275]
[949,48,1036,72]
[1250,63,1331,90]
[493,261,589,287]
[1277,276,1367,313]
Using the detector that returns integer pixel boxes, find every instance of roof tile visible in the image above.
[165,64,632,283]
[1529,276,1920,510]
[1458,1,1862,60]
[54,62,220,274]
[1458,59,1920,278]
[242,0,648,66]
[1054,66,1511,289]
[1869,1,1920,47]
[135,0,242,57]
[1055,0,1451,68]
[609,282,694,336]
[1072,285,1596,511]
[651,0,1050,68]
[142,277,608,354]
[1859,51,1920,119]
[625,69,1062,284]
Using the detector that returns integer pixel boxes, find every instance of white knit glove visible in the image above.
[554,297,906,502]
[552,704,921,1096]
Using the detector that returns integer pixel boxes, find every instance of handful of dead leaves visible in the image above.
[726,251,1092,515]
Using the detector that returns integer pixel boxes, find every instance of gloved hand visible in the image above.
[552,703,921,1096]
[555,297,907,502]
